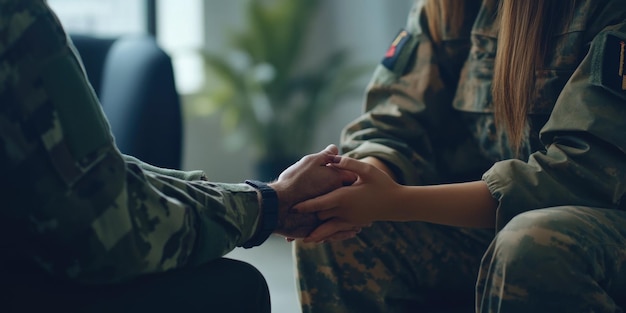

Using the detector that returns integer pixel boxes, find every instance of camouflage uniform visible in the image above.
[0,0,263,285]
[296,0,626,312]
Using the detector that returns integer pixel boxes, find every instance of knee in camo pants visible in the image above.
[296,221,493,313]
[477,206,626,313]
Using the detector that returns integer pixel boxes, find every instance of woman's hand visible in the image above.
[287,217,368,244]
[293,155,404,227]
[296,217,369,243]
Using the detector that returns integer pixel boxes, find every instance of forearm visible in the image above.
[361,157,496,227]
[11,151,261,284]
[390,181,497,228]
[143,169,262,252]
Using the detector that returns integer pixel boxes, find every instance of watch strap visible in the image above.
[241,180,279,248]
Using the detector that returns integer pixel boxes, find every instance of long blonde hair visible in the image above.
[425,0,573,155]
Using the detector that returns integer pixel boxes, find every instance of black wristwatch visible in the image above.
[241,180,279,248]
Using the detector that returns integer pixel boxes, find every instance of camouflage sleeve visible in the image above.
[122,154,207,181]
[483,22,626,230]
[340,0,486,185]
[0,0,260,284]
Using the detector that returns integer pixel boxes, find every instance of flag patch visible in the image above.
[381,29,415,72]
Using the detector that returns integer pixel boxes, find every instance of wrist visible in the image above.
[380,185,413,222]
[241,180,279,249]
[268,181,292,221]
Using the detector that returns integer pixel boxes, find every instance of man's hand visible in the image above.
[268,144,356,238]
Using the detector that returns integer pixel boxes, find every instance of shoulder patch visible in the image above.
[381,29,418,74]
[601,34,626,94]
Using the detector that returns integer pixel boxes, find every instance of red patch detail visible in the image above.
[385,46,397,58]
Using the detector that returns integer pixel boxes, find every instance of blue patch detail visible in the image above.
[381,29,411,71]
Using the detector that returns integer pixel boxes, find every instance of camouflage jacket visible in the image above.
[0,0,261,283]
[342,0,626,230]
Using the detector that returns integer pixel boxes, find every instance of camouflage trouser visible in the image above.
[477,206,626,313]
[295,220,494,312]
[296,206,626,313]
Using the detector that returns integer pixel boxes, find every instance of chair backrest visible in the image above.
[70,34,183,169]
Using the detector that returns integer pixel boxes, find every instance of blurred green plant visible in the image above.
[191,0,369,162]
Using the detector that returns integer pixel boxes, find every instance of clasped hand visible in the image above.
[269,144,362,241]
[271,146,401,243]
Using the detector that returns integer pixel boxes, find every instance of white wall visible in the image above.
[182,0,414,183]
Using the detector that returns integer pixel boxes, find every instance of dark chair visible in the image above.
[70,34,183,169]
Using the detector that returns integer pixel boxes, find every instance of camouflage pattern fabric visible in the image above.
[477,206,626,312]
[0,0,261,284]
[297,222,493,312]
[296,0,626,312]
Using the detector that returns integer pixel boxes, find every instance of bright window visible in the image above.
[47,0,204,94]
[156,0,205,94]
[47,0,147,36]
